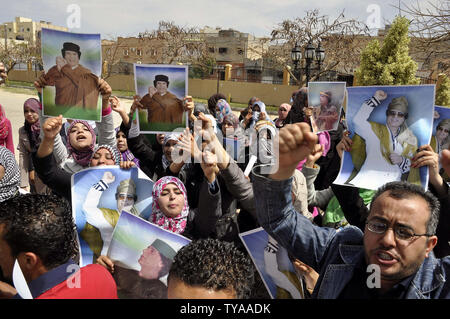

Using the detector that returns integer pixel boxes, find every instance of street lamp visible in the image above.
[290,42,302,84]
[315,42,325,80]
[291,40,326,86]
[304,41,315,85]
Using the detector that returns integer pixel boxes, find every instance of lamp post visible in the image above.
[291,40,326,86]
[304,41,315,86]
[290,42,302,85]
[315,42,325,81]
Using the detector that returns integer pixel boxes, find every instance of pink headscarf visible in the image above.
[151,176,190,234]
[66,120,97,167]
[0,104,8,141]
[296,130,331,171]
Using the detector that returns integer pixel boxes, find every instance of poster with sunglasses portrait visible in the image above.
[71,166,154,267]
[432,106,450,163]
[240,227,306,299]
[334,85,435,191]
[41,28,102,121]
[107,211,190,299]
[308,82,346,133]
[134,63,189,134]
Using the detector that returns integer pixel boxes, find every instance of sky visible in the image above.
[0,0,438,39]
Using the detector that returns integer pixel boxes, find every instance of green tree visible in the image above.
[355,16,420,86]
[436,73,450,107]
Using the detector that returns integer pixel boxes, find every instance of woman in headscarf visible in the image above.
[274,103,292,129]
[221,113,245,164]
[0,146,20,203]
[0,104,14,154]
[214,99,233,129]
[115,127,140,168]
[150,176,190,235]
[32,116,128,202]
[17,98,50,194]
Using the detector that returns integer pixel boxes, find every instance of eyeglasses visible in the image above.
[366,220,433,241]
[387,110,406,118]
[117,194,134,201]
[279,108,287,112]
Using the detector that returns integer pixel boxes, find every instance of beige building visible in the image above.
[0,16,68,46]
[202,28,268,82]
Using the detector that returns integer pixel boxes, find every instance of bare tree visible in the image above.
[101,21,215,79]
[0,40,40,77]
[400,0,450,74]
[267,9,371,86]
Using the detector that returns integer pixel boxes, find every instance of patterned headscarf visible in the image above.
[0,104,9,141]
[67,120,97,167]
[162,133,179,170]
[222,113,239,129]
[0,146,20,202]
[23,98,41,148]
[151,176,189,234]
[215,99,232,124]
[90,144,121,166]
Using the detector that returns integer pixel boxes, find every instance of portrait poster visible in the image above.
[41,28,102,121]
[334,85,435,190]
[432,106,450,169]
[71,166,154,267]
[239,227,305,299]
[308,82,346,132]
[134,63,188,134]
[107,211,191,299]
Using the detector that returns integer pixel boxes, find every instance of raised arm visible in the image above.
[253,123,338,271]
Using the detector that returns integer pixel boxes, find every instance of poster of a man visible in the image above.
[107,211,190,299]
[71,166,154,266]
[40,28,102,121]
[134,64,188,134]
[240,228,305,299]
[334,85,435,190]
[308,82,346,132]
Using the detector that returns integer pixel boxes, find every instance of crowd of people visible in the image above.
[0,61,449,300]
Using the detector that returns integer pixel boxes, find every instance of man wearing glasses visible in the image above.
[252,122,449,298]
[346,90,420,189]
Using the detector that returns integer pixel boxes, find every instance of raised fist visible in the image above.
[374,90,387,101]
[102,171,115,184]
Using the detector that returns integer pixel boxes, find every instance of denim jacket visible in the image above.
[252,170,450,299]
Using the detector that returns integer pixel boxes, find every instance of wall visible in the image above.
[7,70,297,106]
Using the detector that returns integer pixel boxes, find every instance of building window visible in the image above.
[237,48,243,55]
[27,28,30,32]
[106,48,111,55]
[137,49,142,56]
[208,47,215,53]
[123,49,129,56]
[218,47,228,54]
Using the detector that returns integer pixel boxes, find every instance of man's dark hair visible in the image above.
[168,238,255,299]
[370,181,440,235]
[207,93,226,116]
[0,194,79,270]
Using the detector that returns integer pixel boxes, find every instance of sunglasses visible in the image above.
[387,110,406,118]
[437,127,449,134]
